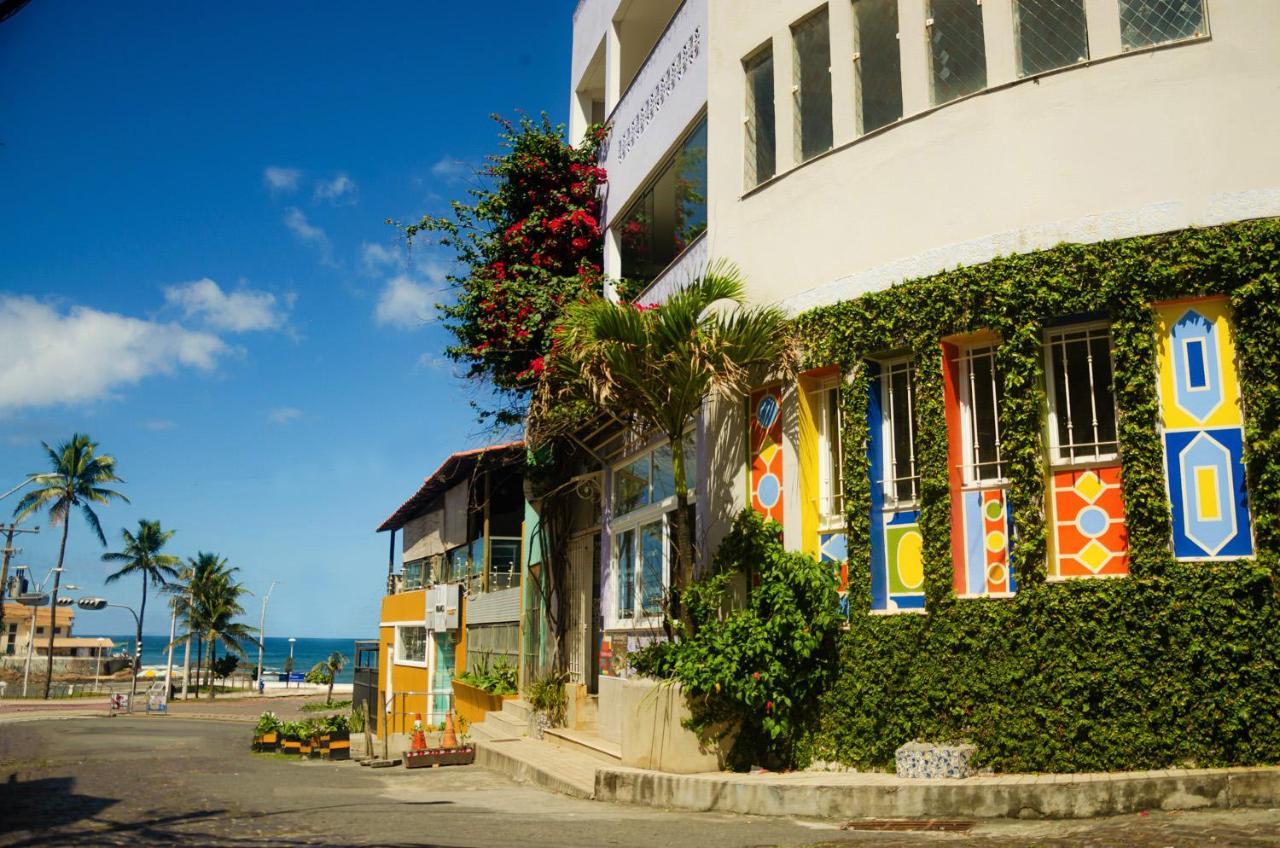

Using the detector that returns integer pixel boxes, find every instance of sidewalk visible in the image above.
[467,704,1280,821]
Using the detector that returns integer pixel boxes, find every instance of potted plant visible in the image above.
[322,713,351,761]
[404,713,475,768]
[280,720,305,756]
[253,711,282,752]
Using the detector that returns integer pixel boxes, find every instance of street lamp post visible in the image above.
[76,598,140,711]
[287,637,296,689]
[256,580,278,693]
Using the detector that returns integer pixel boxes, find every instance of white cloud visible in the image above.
[144,419,176,431]
[430,157,471,181]
[283,207,334,264]
[415,352,449,371]
[263,166,302,194]
[315,173,356,202]
[375,275,438,330]
[267,406,302,425]
[0,295,227,412]
[360,242,401,275]
[164,278,288,333]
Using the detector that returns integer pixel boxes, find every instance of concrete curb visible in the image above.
[593,765,1280,820]
[474,740,596,800]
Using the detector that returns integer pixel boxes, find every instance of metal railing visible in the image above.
[380,690,455,736]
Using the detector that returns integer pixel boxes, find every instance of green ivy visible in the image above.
[793,220,1280,772]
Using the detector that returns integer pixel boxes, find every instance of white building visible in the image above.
[569,0,1279,749]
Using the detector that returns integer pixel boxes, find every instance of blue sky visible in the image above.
[0,2,571,640]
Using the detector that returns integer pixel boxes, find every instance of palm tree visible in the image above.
[555,262,793,636]
[13,434,127,698]
[309,651,349,705]
[171,552,251,696]
[103,519,180,682]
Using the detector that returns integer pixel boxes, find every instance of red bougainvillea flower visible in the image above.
[571,237,589,251]
[766,701,774,712]
[752,672,761,681]
[530,356,546,375]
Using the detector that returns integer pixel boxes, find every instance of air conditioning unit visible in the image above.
[426,583,461,631]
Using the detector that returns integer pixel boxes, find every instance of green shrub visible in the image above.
[254,711,282,736]
[457,655,519,695]
[630,511,843,770]
[524,670,568,727]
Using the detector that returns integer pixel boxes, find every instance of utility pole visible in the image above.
[0,522,40,650]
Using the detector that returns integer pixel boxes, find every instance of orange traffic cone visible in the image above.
[410,713,427,752]
[441,711,458,749]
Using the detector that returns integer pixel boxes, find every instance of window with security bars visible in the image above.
[958,345,1007,483]
[818,381,844,520]
[882,359,919,505]
[928,0,987,106]
[1045,324,1120,465]
[793,8,833,162]
[1119,0,1206,51]
[853,0,903,134]
[1015,0,1089,77]
[744,47,776,188]
[396,625,427,664]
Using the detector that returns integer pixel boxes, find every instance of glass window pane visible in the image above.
[488,538,521,591]
[823,385,843,514]
[613,456,650,516]
[929,0,988,105]
[618,119,708,284]
[744,48,776,188]
[616,529,635,619]
[640,521,665,616]
[853,0,903,134]
[1015,0,1089,76]
[1089,334,1118,453]
[967,348,1005,481]
[651,433,696,502]
[1119,0,1205,51]
[447,546,468,582]
[793,9,833,162]
[887,364,917,502]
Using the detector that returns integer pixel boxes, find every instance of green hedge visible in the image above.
[794,220,1280,772]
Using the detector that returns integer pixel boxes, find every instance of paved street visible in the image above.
[1,717,1278,847]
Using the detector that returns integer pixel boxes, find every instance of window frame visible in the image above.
[394,624,428,667]
[852,0,904,135]
[607,433,694,631]
[880,357,920,509]
[1013,0,1090,78]
[791,5,834,163]
[1043,321,1121,468]
[927,0,989,106]
[816,376,845,526]
[1118,0,1208,52]
[742,42,777,190]
[957,342,1008,487]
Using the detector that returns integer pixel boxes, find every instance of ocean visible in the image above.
[94,634,372,684]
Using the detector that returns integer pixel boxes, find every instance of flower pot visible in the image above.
[325,730,351,761]
[281,739,301,755]
[253,731,279,752]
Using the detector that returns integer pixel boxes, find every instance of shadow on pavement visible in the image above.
[0,774,118,836]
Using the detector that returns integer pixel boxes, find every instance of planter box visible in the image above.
[252,732,279,752]
[403,746,476,769]
[452,678,517,726]
[281,740,302,755]
[321,731,351,761]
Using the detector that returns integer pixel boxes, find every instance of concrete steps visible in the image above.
[543,726,621,764]
[473,734,598,799]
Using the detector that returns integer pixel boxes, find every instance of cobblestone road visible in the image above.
[1,717,1277,847]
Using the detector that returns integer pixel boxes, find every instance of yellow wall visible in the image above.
[378,590,429,734]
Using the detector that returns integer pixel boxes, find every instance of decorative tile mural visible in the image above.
[1155,298,1254,559]
[959,488,1015,595]
[1050,466,1129,578]
[750,386,784,525]
[819,531,849,616]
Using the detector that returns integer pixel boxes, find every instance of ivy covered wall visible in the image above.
[793,220,1280,772]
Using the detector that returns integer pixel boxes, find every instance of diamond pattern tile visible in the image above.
[1016,0,1089,77]
[1119,0,1205,51]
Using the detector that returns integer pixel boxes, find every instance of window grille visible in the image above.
[793,8,833,162]
[928,0,987,105]
[818,382,845,518]
[1045,325,1120,464]
[744,47,776,188]
[1119,0,1205,51]
[958,345,1007,483]
[396,626,427,663]
[882,359,920,504]
[1015,0,1089,77]
[853,0,904,134]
